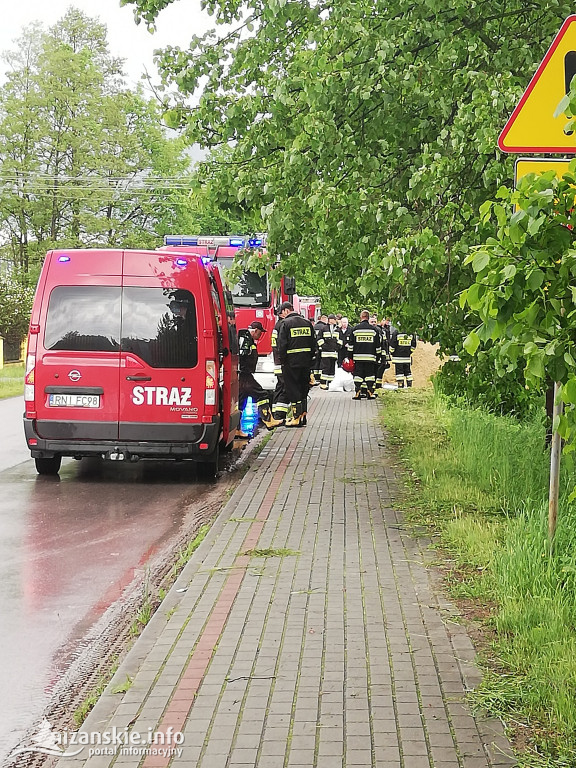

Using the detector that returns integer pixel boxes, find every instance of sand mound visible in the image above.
[381,341,443,388]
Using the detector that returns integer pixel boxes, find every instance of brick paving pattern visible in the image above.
[56,390,516,768]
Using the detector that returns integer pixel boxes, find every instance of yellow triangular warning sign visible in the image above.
[499,15,576,153]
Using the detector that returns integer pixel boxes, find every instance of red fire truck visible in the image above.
[298,296,322,323]
[163,235,297,387]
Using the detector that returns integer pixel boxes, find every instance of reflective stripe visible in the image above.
[287,348,312,354]
[354,354,377,361]
[274,366,282,375]
[321,351,338,358]
[391,356,412,363]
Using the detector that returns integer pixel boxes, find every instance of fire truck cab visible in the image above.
[163,235,297,389]
[24,248,240,476]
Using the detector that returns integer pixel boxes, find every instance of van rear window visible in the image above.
[44,286,198,368]
[44,286,121,352]
[121,287,198,369]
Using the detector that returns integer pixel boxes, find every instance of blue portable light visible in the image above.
[175,258,188,267]
[240,397,258,435]
[229,238,245,247]
[58,255,71,262]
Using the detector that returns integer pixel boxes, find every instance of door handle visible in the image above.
[126,375,152,381]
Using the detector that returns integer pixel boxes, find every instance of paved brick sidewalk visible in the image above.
[56,390,516,768]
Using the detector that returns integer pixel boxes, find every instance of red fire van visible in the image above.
[23,248,240,476]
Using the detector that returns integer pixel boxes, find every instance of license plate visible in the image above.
[48,394,100,408]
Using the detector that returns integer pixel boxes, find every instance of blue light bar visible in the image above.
[58,255,71,262]
[175,258,188,267]
[164,236,199,246]
[248,238,263,247]
[229,237,245,246]
[201,257,212,265]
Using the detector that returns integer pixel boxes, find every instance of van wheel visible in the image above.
[197,446,219,480]
[35,456,62,476]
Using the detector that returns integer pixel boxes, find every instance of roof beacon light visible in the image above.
[201,257,212,266]
[58,255,71,262]
[164,236,199,246]
[175,258,188,267]
[164,234,267,248]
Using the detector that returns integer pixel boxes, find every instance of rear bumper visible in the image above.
[24,417,220,461]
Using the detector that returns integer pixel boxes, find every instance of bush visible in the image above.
[0,278,33,346]
[434,348,542,419]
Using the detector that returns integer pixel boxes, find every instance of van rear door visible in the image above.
[118,252,207,443]
[34,251,122,441]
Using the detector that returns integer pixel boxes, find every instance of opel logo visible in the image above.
[68,370,81,382]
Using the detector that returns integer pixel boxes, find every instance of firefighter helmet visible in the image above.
[341,358,355,373]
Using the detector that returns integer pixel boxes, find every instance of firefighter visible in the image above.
[390,327,417,388]
[312,314,328,384]
[317,314,342,389]
[370,315,389,389]
[270,303,292,423]
[347,309,382,400]
[337,317,352,365]
[238,321,281,435]
[276,302,317,427]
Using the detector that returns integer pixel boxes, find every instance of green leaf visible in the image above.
[554,413,571,440]
[463,330,480,355]
[563,377,576,404]
[527,269,544,291]
[526,354,545,380]
[472,251,490,273]
[502,264,516,280]
[555,92,572,118]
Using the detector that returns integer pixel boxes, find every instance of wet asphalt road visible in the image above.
[0,397,219,762]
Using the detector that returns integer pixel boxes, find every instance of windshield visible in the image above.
[218,257,271,307]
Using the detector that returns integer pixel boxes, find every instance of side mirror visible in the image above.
[284,276,296,295]
[222,347,230,358]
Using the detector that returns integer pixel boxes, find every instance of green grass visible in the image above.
[0,363,24,399]
[380,389,576,767]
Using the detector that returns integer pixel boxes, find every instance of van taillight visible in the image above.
[205,361,217,405]
[24,354,35,403]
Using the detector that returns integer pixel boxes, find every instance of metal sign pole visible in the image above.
[548,380,563,546]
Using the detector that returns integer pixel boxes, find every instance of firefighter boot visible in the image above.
[285,402,304,428]
[259,404,283,431]
[366,390,377,400]
[352,389,362,400]
[300,400,308,426]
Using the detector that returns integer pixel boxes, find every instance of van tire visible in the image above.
[197,446,219,479]
[35,456,62,475]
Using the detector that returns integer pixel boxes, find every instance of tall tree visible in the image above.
[125,0,573,348]
[0,8,193,282]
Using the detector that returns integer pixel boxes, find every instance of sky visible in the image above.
[0,0,212,88]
